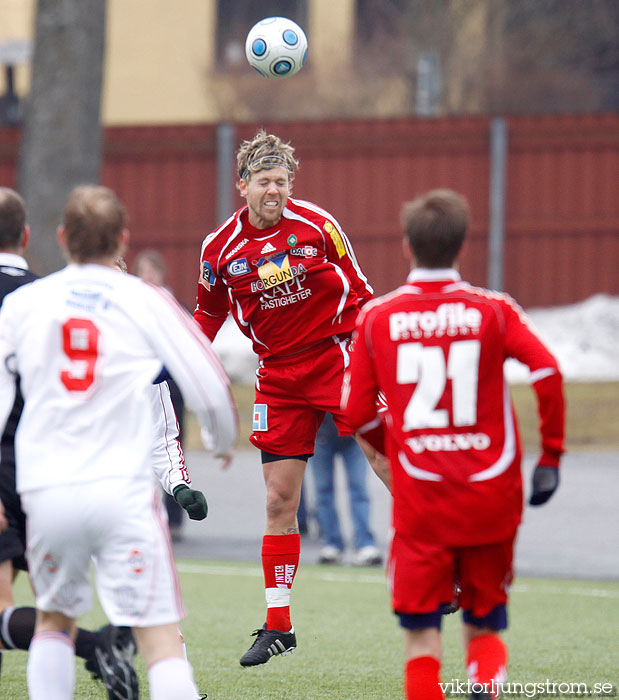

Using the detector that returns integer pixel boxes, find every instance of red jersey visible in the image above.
[342,269,565,546]
[194,198,373,358]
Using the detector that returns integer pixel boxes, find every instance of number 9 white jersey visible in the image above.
[0,263,238,494]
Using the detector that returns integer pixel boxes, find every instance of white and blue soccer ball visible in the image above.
[245,16,308,79]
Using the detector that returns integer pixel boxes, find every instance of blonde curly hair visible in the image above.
[236,130,299,184]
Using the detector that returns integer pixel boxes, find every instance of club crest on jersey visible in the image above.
[200,261,215,290]
[324,222,346,258]
[287,234,297,246]
[129,549,145,575]
[44,553,58,574]
[227,257,250,277]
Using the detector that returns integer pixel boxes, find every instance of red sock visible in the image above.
[262,533,300,631]
[466,633,508,697]
[405,656,445,700]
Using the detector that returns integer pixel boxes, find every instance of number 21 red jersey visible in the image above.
[343,269,565,546]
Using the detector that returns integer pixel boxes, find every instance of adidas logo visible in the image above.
[261,242,277,254]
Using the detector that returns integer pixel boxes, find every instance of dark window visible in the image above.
[356,0,407,44]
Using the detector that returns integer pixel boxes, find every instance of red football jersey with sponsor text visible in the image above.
[194,198,373,358]
[342,269,565,546]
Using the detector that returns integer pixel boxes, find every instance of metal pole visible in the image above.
[488,117,508,291]
[416,50,441,117]
[216,123,236,227]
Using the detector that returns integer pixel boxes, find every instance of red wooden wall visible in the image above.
[505,114,619,307]
[1,113,617,310]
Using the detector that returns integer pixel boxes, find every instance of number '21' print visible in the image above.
[60,318,100,392]
[397,339,481,430]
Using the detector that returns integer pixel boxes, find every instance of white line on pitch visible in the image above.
[175,563,619,598]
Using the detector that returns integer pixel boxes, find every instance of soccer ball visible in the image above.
[245,16,308,79]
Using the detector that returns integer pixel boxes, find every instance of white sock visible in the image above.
[177,629,200,695]
[27,631,75,700]
[148,656,199,700]
[179,627,188,660]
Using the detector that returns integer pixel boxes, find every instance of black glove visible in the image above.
[173,485,208,520]
[529,465,559,506]
[442,582,461,615]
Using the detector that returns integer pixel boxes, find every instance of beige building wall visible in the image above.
[0,0,36,96]
[443,0,489,114]
[0,0,357,125]
[104,0,218,124]
[309,0,354,78]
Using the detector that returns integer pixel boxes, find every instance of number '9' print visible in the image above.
[60,318,100,392]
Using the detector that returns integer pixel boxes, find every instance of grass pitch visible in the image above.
[3,561,618,699]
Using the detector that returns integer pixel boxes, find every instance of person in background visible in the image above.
[0,185,237,700]
[342,189,565,700]
[134,249,186,541]
[295,481,310,536]
[309,413,382,566]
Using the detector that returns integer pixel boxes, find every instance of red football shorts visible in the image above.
[250,336,354,456]
[389,530,516,619]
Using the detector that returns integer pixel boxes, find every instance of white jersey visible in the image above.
[0,263,237,494]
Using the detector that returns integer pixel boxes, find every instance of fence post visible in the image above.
[488,117,508,291]
[216,123,236,227]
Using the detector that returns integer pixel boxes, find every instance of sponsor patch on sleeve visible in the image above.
[200,260,216,290]
[324,222,346,258]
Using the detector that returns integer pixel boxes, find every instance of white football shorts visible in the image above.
[22,477,185,627]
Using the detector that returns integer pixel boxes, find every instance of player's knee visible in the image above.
[36,609,76,636]
[0,593,14,617]
[265,487,298,520]
[0,581,16,622]
[402,623,443,662]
